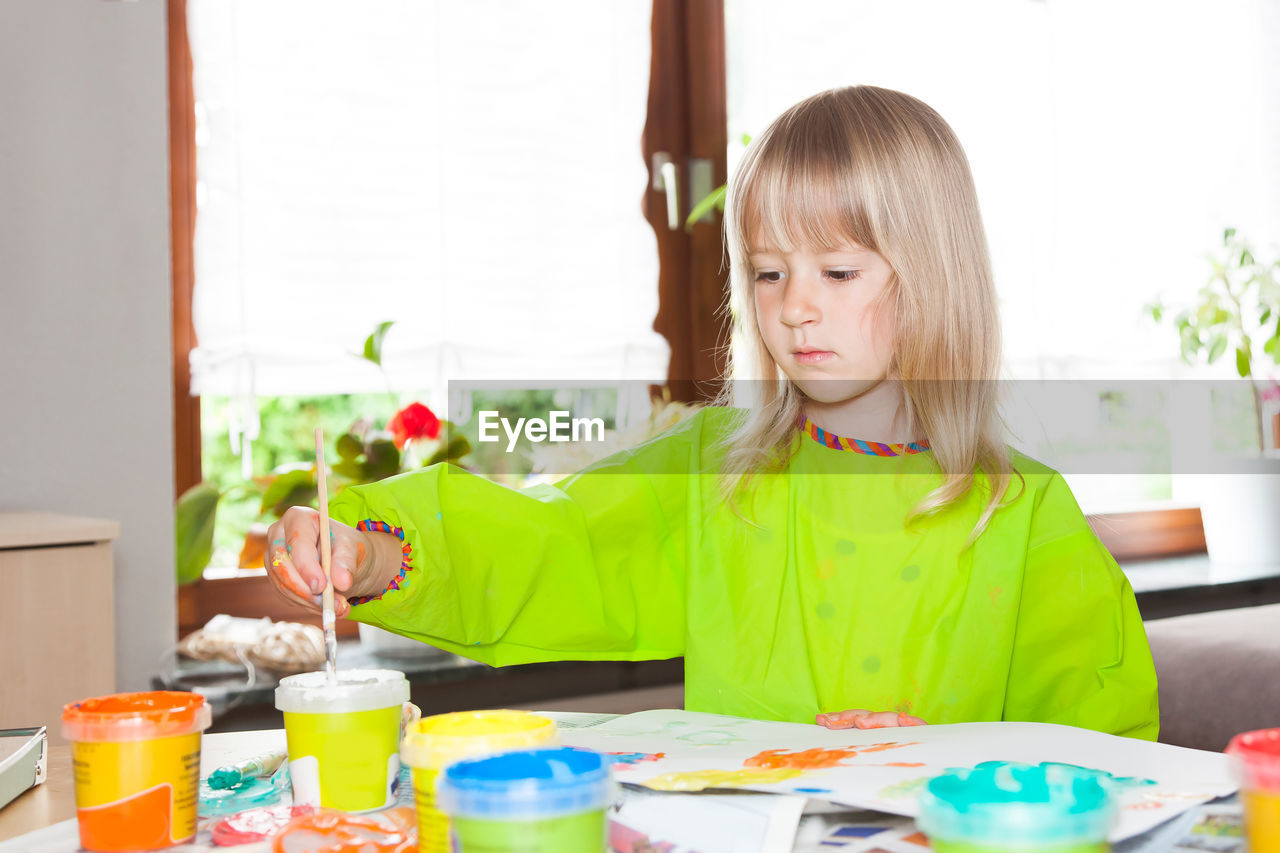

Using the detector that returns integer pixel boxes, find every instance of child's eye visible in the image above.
[754,271,782,284]
[827,269,861,282]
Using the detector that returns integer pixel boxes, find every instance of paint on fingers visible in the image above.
[270,551,312,600]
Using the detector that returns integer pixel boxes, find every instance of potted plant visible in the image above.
[175,322,470,655]
[1148,227,1280,564]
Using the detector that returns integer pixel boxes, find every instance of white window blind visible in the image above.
[725,0,1280,512]
[725,0,1280,380]
[187,0,667,402]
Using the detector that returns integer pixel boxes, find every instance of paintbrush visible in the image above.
[315,427,338,683]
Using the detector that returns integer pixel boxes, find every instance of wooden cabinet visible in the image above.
[0,513,120,745]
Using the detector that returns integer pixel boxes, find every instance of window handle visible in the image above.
[652,152,680,231]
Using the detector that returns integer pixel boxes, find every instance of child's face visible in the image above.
[749,235,896,405]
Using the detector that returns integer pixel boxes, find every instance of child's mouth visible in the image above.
[793,349,835,365]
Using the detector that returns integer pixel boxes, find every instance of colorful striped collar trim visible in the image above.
[800,416,931,456]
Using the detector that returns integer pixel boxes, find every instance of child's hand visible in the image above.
[263,507,372,618]
[815,709,927,730]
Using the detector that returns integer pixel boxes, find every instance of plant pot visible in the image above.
[1196,464,1280,566]
[357,622,452,660]
[239,524,269,569]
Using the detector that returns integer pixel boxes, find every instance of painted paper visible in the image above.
[559,709,1235,842]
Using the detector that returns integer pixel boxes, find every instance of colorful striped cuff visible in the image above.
[348,519,415,606]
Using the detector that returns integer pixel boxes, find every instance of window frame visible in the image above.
[168,0,1207,634]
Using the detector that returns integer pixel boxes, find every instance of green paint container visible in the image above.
[918,761,1118,853]
[436,747,612,853]
[274,669,409,812]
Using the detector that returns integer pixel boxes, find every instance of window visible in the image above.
[724,0,1280,513]
[170,1,728,630]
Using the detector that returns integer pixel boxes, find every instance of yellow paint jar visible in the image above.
[400,710,559,853]
[61,691,212,852]
[1227,728,1280,853]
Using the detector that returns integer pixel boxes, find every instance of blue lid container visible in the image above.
[918,761,1118,846]
[436,747,614,821]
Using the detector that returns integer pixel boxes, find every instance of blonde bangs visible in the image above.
[717,85,1015,544]
[732,110,877,258]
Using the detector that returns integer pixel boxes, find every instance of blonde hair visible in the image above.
[715,85,1016,540]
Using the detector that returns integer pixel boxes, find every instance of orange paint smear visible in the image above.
[745,741,919,770]
[857,741,921,754]
[76,783,176,850]
[747,747,863,770]
[356,541,367,565]
[272,808,415,853]
[279,571,310,598]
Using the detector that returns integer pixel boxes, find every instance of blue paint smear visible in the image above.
[831,825,888,837]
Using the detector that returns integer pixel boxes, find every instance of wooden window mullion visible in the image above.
[645,0,729,403]
[168,0,201,500]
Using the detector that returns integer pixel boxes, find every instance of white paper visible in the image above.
[611,786,807,853]
[535,711,621,730]
[560,709,1236,842]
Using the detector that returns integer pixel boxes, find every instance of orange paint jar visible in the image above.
[1227,728,1280,853]
[62,691,212,852]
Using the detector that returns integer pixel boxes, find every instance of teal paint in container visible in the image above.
[435,747,613,853]
[917,761,1118,853]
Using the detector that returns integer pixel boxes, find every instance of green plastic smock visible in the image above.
[330,406,1159,740]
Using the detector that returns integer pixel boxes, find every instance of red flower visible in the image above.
[387,402,441,449]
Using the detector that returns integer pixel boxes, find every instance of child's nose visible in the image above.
[780,279,821,327]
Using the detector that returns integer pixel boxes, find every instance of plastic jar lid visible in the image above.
[436,747,613,821]
[62,691,212,742]
[274,669,409,714]
[401,710,559,769]
[1227,727,1280,790]
[917,761,1117,846]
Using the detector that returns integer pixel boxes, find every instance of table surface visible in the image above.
[0,725,1237,852]
[0,729,285,844]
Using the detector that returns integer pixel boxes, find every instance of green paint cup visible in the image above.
[274,669,409,812]
[449,809,605,852]
[436,747,613,853]
[400,710,560,853]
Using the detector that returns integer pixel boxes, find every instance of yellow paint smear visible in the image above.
[644,767,805,792]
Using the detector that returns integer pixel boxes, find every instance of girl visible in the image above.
[265,86,1159,740]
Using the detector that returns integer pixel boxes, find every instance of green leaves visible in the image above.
[423,424,472,467]
[175,482,220,586]
[259,467,317,518]
[336,431,363,461]
[684,185,726,232]
[364,437,402,480]
[1207,334,1228,363]
[681,133,753,233]
[360,321,395,367]
[330,431,403,482]
[1236,345,1252,378]
[1149,227,1280,379]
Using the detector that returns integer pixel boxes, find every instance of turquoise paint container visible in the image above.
[917,761,1118,853]
[435,747,613,853]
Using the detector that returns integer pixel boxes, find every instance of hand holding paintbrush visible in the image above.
[261,468,406,619]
